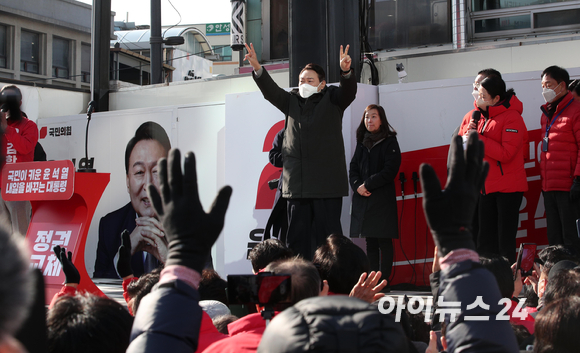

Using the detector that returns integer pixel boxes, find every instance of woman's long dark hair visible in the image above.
[480,76,515,102]
[356,104,397,143]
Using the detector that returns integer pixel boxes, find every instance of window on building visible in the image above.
[212,45,232,61]
[367,0,451,51]
[0,25,6,68]
[471,0,580,39]
[21,30,40,74]
[81,43,91,83]
[52,36,70,79]
[270,0,288,60]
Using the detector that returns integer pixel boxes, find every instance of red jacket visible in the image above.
[540,92,580,191]
[202,312,277,353]
[48,285,77,309]
[505,299,535,334]
[196,311,228,352]
[2,114,38,165]
[459,94,528,194]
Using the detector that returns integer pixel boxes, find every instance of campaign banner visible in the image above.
[28,223,83,286]
[2,160,75,201]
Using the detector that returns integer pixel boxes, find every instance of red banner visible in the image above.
[28,223,82,286]
[2,160,75,201]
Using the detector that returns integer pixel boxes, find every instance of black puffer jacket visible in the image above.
[257,295,409,352]
[253,68,357,199]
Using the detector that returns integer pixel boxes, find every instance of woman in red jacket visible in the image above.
[461,76,528,263]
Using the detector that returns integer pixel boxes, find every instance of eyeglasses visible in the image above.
[473,82,481,91]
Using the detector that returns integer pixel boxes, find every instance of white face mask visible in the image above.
[472,90,480,101]
[476,97,492,110]
[542,87,558,103]
[299,82,321,99]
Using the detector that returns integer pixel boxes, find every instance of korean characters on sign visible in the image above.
[5,166,70,195]
[30,230,72,277]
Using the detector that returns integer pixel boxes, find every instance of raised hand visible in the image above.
[420,132,488,256]
[53,245,80,285]
[148,149,232,273]
[244,43,261,72]
[116,230,134,279]
[339,44,352,72]
[349,271,387,303]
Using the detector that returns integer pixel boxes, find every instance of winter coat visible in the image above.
[202,312,275,353]
[539,92,580,191]
[2,113,38,166]
[127,279,204,353]
[439,260,519,353]
[196,311,228,352]
[349,136,401,238]
[257,295,410,352]
[459,93,528,194]
[253,68,357,199]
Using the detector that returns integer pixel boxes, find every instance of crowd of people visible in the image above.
[0,45,580,353]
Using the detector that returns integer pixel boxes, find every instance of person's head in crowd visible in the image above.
[313,234,370,295]
[248,239,293,273]
[477,75,514,112]
[511,323,531,347]
[198,269,228,305]
[264,257,324,305]
[199,300,231,320]
[570,79,580,102]
[0,230,32,352]
[472,68,502,98]
[541,65,570,103]
[212,315,239,335]
[125,121,171,218]
[257,295,410,353]
[543,265,580,306]
[536,245,579,297]
[523,284,539,308]
[125,267,162,314]
[47,292,133,353]
[0,85,23,120]
[479,255,514,299]
[534,296,580,353]
[538,244,578,266]
[356,104,397,143]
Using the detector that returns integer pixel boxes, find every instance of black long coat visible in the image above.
[349,136,401,238]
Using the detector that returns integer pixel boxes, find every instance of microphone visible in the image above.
[87,100,96,116]
[472,110,481,126]
[412,171,419,197]
[78,101,96,172]
[399,172,407,199]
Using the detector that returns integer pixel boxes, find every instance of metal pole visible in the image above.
[150,0,163,84]
[92,0,111,112]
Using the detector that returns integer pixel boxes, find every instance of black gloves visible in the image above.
[53,245,80,284]
[570,177,580,200]
[116,230,133,278]
[420,132,488,257]
[147,149,232,273]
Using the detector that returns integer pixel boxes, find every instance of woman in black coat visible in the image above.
[349,104,401,280]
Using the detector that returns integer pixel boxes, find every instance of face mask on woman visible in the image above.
[476,97,493,110]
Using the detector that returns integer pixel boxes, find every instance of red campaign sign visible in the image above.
[27,222,82,286]
[1,160,75,201]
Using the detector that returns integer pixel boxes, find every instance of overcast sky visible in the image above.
[77,0,232,26]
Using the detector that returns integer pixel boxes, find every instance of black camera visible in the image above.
[227,272,291,305]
